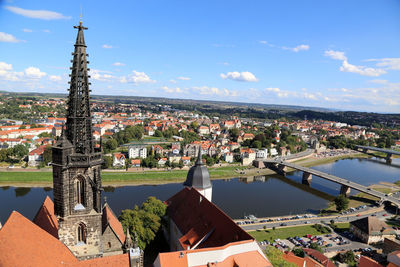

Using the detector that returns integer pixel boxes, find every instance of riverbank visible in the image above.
[0,151,369,187]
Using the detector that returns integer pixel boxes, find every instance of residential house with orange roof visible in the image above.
[28,145,47,166]
[113,152,126,167]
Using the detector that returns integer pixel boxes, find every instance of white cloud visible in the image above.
[340,60,386,77]
[49,75,62,82]
[324,50,347,61]
[22,28,32,33]
[161,86,185,94]
[42,29,51,33]
[283,44,310,52]
[102,44,113,49]
[89,69,115,81]
[325,50,386,77]
[193,86,237,97]
[5,6,71,20]
[220,71,258,82]
[25,67,46,78]
[127,70,155,84]
[0,62,49,82]
[112,62,125,66]
[366,58,400,70]
[265,87,295,98]
[177,76,190,81]
[258,40,275,47]
[169,79,177,84]
[303,92,317,100]
[0,32,20,43]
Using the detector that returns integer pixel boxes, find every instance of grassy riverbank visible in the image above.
[0,152,369,187]
[0,164,276,187]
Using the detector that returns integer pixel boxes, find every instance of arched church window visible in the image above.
[75,177,85,205]
[77,223,87,244]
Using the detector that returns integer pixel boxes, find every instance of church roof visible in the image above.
[102,203,126,244]
[0,211,78,266]
[350,217,395,236]
[166,187,253,250]
[0,210,131,266]
[33,195,59,238]
[183,148,211,190]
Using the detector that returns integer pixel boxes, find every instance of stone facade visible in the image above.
[102,225,124,256]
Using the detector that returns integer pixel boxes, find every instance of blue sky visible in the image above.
[0,0,399,113]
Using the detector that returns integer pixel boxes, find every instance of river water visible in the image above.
[1,157,399,223]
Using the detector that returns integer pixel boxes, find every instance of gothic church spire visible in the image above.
[65,21,94,154]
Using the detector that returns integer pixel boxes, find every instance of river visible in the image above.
[1,157,399,223]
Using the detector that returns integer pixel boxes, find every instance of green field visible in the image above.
[332,222,350,233]
[249,225,331,242]
[0,165,250,184]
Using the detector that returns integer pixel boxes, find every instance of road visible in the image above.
[238,207,388,231]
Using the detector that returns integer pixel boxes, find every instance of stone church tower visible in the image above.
[52,21,104,259]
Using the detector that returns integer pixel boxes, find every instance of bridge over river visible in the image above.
[356,145,400,163]
[255,159,400,207]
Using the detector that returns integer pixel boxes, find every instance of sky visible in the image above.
[0,0,399,113]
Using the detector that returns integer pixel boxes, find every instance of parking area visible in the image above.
[258,232,357,252]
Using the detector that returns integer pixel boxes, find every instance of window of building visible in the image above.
[77,223,86,244]
[108,242,111,248]
[76,177,85,205]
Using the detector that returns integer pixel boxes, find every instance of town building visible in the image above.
[350,217,396,244]
[128,145,147,159]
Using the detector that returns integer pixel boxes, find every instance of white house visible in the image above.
[256,148,269,159]
[224,152,234,163]
[113,153,126,167]
[270,148,278,157]
[128,145,147,159]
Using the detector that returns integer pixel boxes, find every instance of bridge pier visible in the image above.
[302,172,312,185]
[386,153,392,164]
[340,185,351,197]
[278,164,287,176]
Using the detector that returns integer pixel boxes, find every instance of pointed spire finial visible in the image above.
[80,5,83,23]
[196,145,203,165]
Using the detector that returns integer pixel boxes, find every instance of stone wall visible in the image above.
[102,225,123,256]
[58,212,103,259]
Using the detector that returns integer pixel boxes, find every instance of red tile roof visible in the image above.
[33,196,59,238]
[303,248,335,267]
[102,204,126,243]
[359,256,384,267]
[0,211,78,266]
[166,187,253,250]
[72,253,129,266]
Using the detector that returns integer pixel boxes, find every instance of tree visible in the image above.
[334,195,349,212]
[43,145,52,165]
[119,197,166,250]
[154,129,163,137]
[309,242,323,253]
[265,246,297,267]
[105,138,118,151]
[292,248,305,258]
[11,144,28,161]
[102,156,113,169]
[334,250,356,267]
